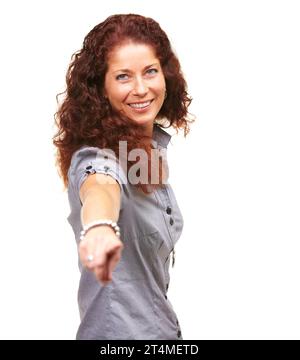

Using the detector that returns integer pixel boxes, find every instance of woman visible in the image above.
[53,13,193,340]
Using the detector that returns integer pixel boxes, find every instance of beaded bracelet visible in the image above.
[80,219,121,241]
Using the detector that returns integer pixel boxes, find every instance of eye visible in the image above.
[116,73,129,81]
[146,68,158,75]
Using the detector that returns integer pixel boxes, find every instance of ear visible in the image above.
[100,81,106,97]
[102,90,108,99]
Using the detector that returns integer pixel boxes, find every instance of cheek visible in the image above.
[156,85,166,100]
[109,88,128,106]
[154,78,166,96]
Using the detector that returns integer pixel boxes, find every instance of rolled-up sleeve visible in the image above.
[68,146,127,207]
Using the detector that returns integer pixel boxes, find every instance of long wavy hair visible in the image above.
[53,13,194,194]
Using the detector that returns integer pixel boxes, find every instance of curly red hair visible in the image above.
[53,13,194,193]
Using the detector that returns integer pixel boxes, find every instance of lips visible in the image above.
[128,99,154,109]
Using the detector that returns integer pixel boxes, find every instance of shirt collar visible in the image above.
[152,123,171,148]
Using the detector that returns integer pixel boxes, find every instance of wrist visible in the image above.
[80,219,121,242]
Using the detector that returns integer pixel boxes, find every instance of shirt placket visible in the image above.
[155,186,176,267]
[157,185,183,339]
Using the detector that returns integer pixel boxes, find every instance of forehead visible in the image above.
[106,42,159,71]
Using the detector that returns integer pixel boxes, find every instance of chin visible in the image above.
[126,113,155,124]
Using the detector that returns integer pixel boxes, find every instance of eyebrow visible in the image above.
[113,63,159,74]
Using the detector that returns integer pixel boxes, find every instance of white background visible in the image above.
[0,0,299,339]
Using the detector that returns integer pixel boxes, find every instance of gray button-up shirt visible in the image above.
[67,124,184,340]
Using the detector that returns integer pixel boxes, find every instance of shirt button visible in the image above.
[166,206,172,215]
[177,329,182,338]
[85,165,93,170]
[166,283,169,291]
[169,218,174,226]
[164,294,168,299]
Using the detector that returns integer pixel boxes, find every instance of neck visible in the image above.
[141,122,154,138]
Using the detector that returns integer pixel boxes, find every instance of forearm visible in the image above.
[78,184,123,285]
[80,187,120,226]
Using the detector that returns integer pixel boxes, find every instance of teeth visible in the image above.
[129,100,151,108]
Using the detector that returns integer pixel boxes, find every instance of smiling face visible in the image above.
[104,41,166,136]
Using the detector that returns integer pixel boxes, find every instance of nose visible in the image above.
[132,76,148,96]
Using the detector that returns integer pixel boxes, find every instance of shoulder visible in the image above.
[68,145,128,195]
